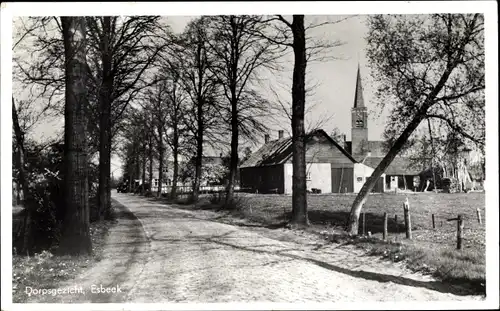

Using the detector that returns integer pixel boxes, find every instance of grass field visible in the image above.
[189,191,486,294]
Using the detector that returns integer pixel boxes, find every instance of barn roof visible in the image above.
[240,129,356,168]
[344,140,387,157]
[363,156,426,175]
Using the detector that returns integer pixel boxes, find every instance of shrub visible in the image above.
[13,142,101,254]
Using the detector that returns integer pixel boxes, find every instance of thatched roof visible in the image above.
[240,129,356,168]
[363,156,427,175]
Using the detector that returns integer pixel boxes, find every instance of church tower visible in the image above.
[351,65,369,160]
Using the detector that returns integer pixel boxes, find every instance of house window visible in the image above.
[306,172,311,181]
[154,179,158,187]
[357,177,363,183]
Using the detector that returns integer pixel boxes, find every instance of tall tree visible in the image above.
[85,16,168,219]
[12,97,34,254]
[289,15,308,226]
[261,15,345,226]
[14,16,170,218]
[206,15,282,206]
[347,14,484,235]
[58,16,92,255]
[178,17,220,202]
[145,80,169,197]
[156,58,188,200]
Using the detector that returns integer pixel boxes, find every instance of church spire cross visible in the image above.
[353,64,365,109]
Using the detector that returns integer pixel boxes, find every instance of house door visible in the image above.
[331,167,354,193]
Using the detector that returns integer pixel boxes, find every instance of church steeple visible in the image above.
[351,64,369,160]
[353,64,365,108]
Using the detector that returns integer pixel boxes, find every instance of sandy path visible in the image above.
[29,192,483,303]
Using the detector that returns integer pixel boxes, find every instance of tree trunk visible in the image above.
[427,118,437,192]
[98,16,113,220]
[12,97,34,254]
[141,141,147,195]
[289,15,309,226]
[148,133,153,193]
[157,136,164,198]
[347,112,428,234]
[135,143,141,183]
[192,98,204,202]
[225,100,238,207]
[58,16,92,255]
[170,125,179,200]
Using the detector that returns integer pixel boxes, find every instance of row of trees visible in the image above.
[13,15,345,254]
[13,14,485,255]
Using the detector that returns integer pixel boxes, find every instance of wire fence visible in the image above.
[359,203,485,250]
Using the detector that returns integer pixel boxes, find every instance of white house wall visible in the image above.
[284,163,332,194]
[353,163,385,193]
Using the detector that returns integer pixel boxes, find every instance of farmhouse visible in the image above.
[149,154,227,193]
[240,66,428,194]
[239,129,385,194]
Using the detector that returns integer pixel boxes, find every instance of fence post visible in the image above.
[383,212,388,241]
[432,214,436,229]
[403,198,412,239]
[395,215,398,234]
[457,214,464,250]
[476,208,482,224]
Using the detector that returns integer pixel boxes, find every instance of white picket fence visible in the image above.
[150,185,238,194]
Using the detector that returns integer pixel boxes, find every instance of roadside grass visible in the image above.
[12,203,117,303]
[341,235,486,294]
[157,191,486,294]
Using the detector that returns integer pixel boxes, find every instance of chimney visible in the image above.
[264,134,270,143]
[278,130,284,139]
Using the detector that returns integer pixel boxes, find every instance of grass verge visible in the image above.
[323,232,486,295]
[12,211,117,303]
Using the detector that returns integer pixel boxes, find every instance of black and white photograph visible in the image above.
[1,1,498,310]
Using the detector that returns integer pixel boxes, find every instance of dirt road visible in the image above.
[31,192,483,303]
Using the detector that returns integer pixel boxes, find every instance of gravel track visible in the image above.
[28,192,483,303]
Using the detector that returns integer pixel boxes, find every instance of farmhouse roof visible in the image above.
[363,156,426,175]
[240,129,356,168]
[344,140,387,157]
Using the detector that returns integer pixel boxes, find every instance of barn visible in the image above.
[239,129,385,194]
